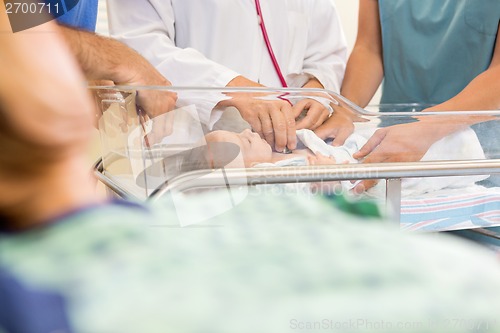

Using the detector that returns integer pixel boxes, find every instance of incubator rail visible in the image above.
[92,86,500,230]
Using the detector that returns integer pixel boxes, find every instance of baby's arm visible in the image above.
[307,153,338,166]
[306,153,357,195]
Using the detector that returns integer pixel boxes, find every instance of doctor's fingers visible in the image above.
[281,101,297,150]
[268,106,297,152]
[237,104,265,141]
[258,112,275,150]
[294,100,330,130]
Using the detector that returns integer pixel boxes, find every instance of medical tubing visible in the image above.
[254,0,288,88]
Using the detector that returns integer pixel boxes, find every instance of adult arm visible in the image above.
[59,25,176,118]
[340,0,384,108]
[314,0,383,146]
[353,24,500,191]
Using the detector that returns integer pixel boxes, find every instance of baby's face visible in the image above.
[205,129,273,167]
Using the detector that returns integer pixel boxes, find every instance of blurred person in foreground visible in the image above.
[1,7,500,333]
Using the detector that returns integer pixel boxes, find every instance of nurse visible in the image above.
[315,0,500,189]
[106,0,348,153]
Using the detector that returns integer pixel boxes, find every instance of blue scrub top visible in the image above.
[379,0,500,104]
[48,0,98,31]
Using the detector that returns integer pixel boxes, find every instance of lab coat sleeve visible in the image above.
[106,0,240,87]
[288,0,347,92]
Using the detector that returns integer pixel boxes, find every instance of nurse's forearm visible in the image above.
[428,66,500,112]
[426,25,500,117]
[59,25,170,87]
[340,45,384,108]
[419,65,500,134]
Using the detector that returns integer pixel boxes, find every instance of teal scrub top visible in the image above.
[379,0,500,104]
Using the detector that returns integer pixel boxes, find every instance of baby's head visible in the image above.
[205,129,273,167]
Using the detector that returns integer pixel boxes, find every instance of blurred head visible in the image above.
[205,129,273,167]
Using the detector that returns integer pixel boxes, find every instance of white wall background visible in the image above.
[97,1,359,51]
[333,0,359,52]
[96,1,108,36]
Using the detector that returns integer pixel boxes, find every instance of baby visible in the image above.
[204,128,343,168]
[142,125,487,197]
[203,127,489,197]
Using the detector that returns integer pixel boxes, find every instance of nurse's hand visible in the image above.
[230,97,297,153]
[294,99,331,130]
[351,122,445,192]
[314,105,363,146]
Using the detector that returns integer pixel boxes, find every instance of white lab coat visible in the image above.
[106,0,347,91]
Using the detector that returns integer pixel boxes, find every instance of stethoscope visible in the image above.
[254,0,288,88]
[255,0,295,153]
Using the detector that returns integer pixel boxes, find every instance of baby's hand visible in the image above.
[308,154,350,195]
[307,153,336,166]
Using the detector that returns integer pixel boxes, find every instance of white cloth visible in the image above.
[260,128,488,196]
[106,0,347,91]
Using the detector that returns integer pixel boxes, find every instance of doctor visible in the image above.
[315,0,500,190]
[106,0,348,153]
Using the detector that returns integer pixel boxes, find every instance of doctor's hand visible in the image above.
[294,99,331,130]
[228,96,297,152]
[221,75,297,152]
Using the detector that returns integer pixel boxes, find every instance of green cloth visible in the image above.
[379,0,500,104]
[2,191,500,332]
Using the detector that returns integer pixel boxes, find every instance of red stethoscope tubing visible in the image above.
[254,0,288,88]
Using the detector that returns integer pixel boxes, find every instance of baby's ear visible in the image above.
[206,142,241,169]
